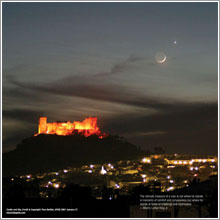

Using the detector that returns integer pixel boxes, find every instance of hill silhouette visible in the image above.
[3,134,145,177]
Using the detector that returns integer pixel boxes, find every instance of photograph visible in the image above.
[1,1,218,218]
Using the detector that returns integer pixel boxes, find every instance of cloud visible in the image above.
[102,102,217,154]
[2,110,43,153]
[3,109,44,124]
[103,102,217,132]
[3,63,217,154]
[6,70,206,114]
[94,55,144,77]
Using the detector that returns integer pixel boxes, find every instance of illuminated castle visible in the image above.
[37,117,106,138]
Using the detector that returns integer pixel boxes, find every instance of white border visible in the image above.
[1,1,219,219]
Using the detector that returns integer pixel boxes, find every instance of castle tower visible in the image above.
[38,117,47,134]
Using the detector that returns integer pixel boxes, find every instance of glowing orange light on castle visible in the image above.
[36,117,107,138]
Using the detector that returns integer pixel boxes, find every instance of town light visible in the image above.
[142,158,151,163]
[167,186,174,191]
[141,174,147,178]
[54,183,60,188]
[100,166,107,175]
[115,184,120,189]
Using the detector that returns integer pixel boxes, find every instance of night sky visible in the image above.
[2,2,218,154]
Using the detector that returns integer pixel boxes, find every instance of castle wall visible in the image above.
[38,117,47,134]
[37,117,102,137]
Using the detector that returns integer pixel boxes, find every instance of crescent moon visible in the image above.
[155,52,167,63]
[157,55,166,63]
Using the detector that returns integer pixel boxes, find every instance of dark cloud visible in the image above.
[95,55,144,77]
[102,102,217,155]
[3,109,44,124]
[2,109,46,153]
[103,102,217,133]
[4,70,217,155]
[4,79,217,155]
[6,72,202,113]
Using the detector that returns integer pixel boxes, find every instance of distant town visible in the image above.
[6,153,217,200]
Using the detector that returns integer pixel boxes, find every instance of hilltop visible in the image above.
[3,134,145,177]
